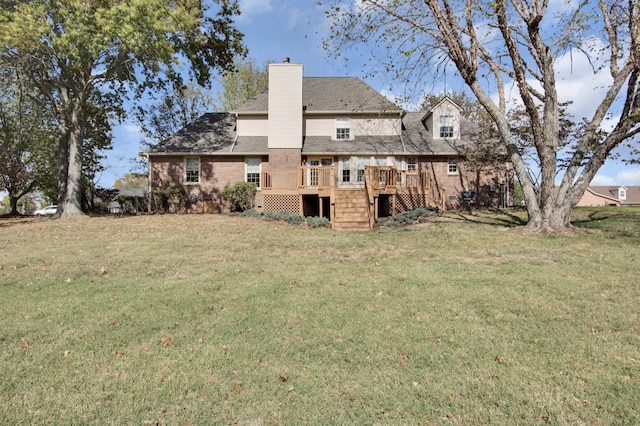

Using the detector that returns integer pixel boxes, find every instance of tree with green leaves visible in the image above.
[322,0,640,232]
[216,58,269,111]
[0,69,57,215]
[0,0,245,218]
[114,173,147,190]
[136,82,216,145]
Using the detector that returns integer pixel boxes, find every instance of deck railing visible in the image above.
[262,166,432,192]
[261,166,334,190]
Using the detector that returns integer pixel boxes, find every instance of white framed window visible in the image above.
[440,115,454,138]
[341,158,351,183]
[246,157,261,187]
[336,117,351,140]
[407,157,417,171]
[448,158,458,175]
[357,157,369,182]
[185,157,200,183]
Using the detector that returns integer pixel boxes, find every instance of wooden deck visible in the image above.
[261,166,445,230]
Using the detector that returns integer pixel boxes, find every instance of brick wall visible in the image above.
[265,148,301,170]
[150,155,248,213]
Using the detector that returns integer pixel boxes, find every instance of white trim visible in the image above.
[447,158,459,175]
[245,156,261,188]
[184,157,200,184]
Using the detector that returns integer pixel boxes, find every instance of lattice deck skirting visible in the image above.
[262,194,300,214]
[395,193,428,213]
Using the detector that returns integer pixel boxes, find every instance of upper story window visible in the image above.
[440,115,454,138]
[185,157,200,183]
[336,117,351,140]
[246,157,261,187]
[448,158,458,175]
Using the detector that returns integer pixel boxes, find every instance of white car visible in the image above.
[34,205,57,216]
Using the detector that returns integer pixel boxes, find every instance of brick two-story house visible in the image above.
[143,61,512,229]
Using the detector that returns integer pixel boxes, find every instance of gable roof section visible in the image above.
[232,77,402,114]
[144,113,237,154]
[587,186,640,205]
[143,113,268,155]
[425,96,463,116]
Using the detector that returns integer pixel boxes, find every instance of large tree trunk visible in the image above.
[55,130,69,217]
[526,204,573,233]
[59,118,85,218]
[8,195,19,216]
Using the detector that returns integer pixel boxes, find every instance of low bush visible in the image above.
[306,215,331,228]
[240,208,263,218]
[264,210,305,225]
[222,182,257,212]
[378,206,439,227]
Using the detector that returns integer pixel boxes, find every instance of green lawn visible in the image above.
[1,208,639,424]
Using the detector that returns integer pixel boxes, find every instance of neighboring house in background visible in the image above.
[577,186,640,207]
[142,61,512,230]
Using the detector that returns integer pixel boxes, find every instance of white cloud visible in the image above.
[590,168,640,186]
[237,0,273,23]
[616,169,640,185]
[590,174,616,186]
[554,39,614,121]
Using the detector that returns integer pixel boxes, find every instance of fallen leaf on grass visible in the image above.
[279,375,289,382]
[63,350,71,357]
[232,383,244,392]
[21,338,30,351]
[161,337,172,347]
[495,355,504,364]
[284,386,295,395]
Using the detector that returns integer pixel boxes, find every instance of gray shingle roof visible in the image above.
[233,77,402,114]
[588,186,640,204]
[145,113,236,154]
[302,136,405,155]
[145,81,481,157]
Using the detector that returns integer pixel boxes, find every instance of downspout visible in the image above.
[230,113,239,152]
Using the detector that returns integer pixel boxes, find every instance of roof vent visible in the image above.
[283,57,290,63]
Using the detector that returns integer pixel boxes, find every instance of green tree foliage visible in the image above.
[133,82,215,175]
[216,58,269,111]
[0,69,57,215]
[322,0,640,232]
[136,82,216,145]
[114,173,147,189]
[0,0,245,218]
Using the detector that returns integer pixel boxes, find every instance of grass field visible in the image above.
[1,208,639,424]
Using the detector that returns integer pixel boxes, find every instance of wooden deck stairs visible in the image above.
[331,189,372,231]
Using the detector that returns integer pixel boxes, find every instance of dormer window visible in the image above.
[618,187,627,200]
[336,117,350,140]
[440,115,454,138]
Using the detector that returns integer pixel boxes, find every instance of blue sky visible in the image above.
[98,0,640,188]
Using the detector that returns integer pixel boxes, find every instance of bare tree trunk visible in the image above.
[60,119,85,218]
[9,195,19,216]
[56,130,69,217]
